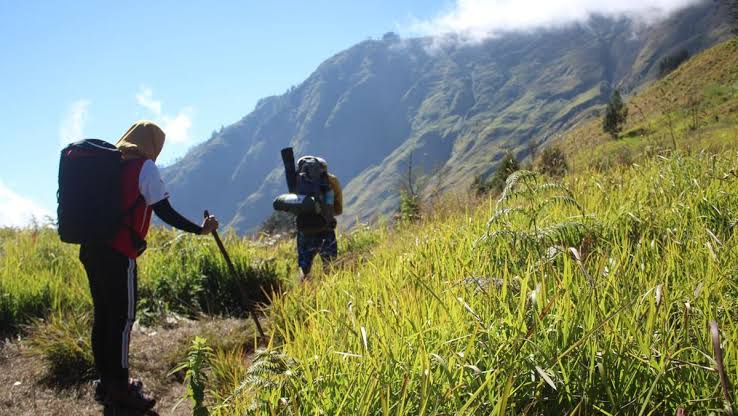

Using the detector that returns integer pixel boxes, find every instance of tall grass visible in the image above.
[0,228,291,334]
[227,150,738,415]
[1,153,736,413]
[0,227,87,333]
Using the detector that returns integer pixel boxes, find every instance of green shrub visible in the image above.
[170,336,214,416]
[474,152,520,196]
[399,190,421,223]
[537,146,569,178]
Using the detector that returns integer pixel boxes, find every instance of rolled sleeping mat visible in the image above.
[273,193,321,215]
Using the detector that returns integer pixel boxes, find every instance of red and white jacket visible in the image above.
[108,159,168,258]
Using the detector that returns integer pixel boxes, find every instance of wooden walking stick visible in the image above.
[204,210,265,338]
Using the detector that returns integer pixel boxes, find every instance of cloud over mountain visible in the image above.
[409,0,703,40]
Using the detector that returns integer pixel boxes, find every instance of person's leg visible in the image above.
[80,245,108,388]
[80,246,136,393]
[318,231,338,273]
[91,247,131,391]
[111,259,137,387]
[297,231,318,282]
[81,245,153,410]
[103,254,154,410]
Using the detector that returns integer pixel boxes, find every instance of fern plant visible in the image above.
[215,349,302,414]
[479,170,597,256]
[170,336,214,416]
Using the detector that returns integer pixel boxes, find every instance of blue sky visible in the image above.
[0,0,448,226]
[0,0,697,227]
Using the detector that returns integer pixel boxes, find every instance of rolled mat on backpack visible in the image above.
[273,193,321,215]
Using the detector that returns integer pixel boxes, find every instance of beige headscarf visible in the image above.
[115,120,166,161]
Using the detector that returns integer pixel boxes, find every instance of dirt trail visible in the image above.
[0,317,252,416]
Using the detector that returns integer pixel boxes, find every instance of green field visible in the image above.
[4,150,737,414]
[2,39,738,415]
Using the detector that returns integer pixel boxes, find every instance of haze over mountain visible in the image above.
[162,1,730,233]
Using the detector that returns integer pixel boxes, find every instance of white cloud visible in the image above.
[135,86,193,144]
[59,99,90,145]
[409,0,703,40]
[162,108,194,144]
[0,180,52,228]
[135,87,162,115]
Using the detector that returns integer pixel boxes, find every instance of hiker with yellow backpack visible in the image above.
[57,120,219,413]
[273,149,343,282]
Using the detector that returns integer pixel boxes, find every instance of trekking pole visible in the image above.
[204,210,266,339]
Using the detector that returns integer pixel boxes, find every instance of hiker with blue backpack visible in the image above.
[57,120,218,413]
[273,149,343,282]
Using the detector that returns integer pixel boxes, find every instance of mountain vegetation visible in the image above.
[162,2,730,234]
[556,36,738,172]
[602,89,628,139]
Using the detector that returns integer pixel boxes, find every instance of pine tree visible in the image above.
[603,89,628,139]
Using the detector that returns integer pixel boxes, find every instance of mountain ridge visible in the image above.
[162,1,731,233]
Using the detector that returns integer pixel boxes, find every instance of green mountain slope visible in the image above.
[162,2,730,233]
[556,37,738,169]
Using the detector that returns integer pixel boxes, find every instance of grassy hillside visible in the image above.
[198,38,738,415]
[0,224,383,413]
[556,38,738,171]
[4,149,737,414]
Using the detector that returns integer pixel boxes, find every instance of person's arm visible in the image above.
[152,198,202,234]
[139,160,218,235]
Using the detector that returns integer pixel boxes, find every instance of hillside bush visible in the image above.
[537,146,569,178]
[259,211,295,236]
[473,152,520,196]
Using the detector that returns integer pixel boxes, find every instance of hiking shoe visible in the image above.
[93,379,105,403]
[94,378,147,405]
[106,384,156,412]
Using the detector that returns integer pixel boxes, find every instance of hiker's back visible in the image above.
[294,156,334,233]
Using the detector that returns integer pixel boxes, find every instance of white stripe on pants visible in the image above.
[121,258,135,368]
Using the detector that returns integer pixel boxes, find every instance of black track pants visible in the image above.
[79,244,137,391]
